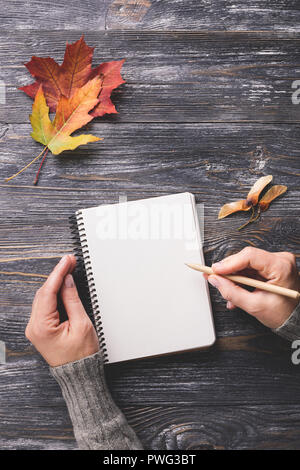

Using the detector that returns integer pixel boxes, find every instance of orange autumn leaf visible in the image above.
[31,78,102,155]
[8,37,126,185]
[20,57,63,112]
[19,36,125,116]
[258,185,287,212]
[6,78,103,183]
[90,60,126,117]
[245,174,273,206]
[218,199,251,219]
[59,36,94,100]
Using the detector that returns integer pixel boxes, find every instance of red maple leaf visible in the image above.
[19,36,125,116]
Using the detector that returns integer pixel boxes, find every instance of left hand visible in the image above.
[25,255,99,367]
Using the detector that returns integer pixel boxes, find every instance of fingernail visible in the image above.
[59,255,69,267]
[208,276,219,288]
[64,274,74,288]
[227,301,234,309]
[212,261,223,270]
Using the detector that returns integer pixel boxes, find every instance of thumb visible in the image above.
[60,274,88,324]
[207,274,259,314]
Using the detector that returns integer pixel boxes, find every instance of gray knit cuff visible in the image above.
[50,351,142,450]
[50,351,118,432]
[272,302,300,342]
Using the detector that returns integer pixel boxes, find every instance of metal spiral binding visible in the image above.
[69,212,108,363]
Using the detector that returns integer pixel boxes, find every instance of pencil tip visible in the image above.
[185,263,197,270]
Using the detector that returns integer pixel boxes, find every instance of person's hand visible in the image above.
[25,255,99,367]
[205,247,300,329]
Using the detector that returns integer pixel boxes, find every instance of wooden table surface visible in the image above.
[1,1,300,450]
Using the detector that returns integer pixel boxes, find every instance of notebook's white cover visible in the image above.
[78,192,215,363]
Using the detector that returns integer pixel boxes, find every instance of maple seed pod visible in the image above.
[218,199,250,219]
[218,175,273,220]
[258,185,287,212]
[245,174,273,207]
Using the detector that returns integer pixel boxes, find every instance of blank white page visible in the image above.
[78,192,215,363]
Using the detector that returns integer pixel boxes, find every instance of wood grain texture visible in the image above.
[1,123,300,191]
[3,402,300,449]
[125,405,300,450]
[1,1,300,31]
[1,31,300,124]
[106,0,300,32]
[1,336,298,407]
[0,0,300,452]
[0,0,109,30]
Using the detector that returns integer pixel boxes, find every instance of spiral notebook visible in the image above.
[71,193,215,364]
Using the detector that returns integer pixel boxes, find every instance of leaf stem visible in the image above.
[33,148,49,185]
[5,146,48,183]
[237,206,256,231]
[251,206,261,223]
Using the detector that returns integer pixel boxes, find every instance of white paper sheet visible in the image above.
[78,193,215,363]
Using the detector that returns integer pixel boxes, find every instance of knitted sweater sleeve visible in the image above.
[50,351,143,450]
[50,303,300,450]
[272,302,300,342]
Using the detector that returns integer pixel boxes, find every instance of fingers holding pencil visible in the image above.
[206,273,261,313]
[202,273,237,310]
[192,248,300,329]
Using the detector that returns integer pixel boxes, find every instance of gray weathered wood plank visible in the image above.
[0,0,108,30]
[1,1,300,32]
[3,403,300,450]
[105,0,300,32]
[1,31,300,124]
[126,404,300,450]
[1,122,299,190]
[1,336,298,407]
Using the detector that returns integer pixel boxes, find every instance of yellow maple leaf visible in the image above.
[6,77,102,182]
[31,78,102,154]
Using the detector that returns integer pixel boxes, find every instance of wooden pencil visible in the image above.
[185,263,300,300]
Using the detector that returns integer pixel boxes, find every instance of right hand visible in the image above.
[205,247,300,329]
